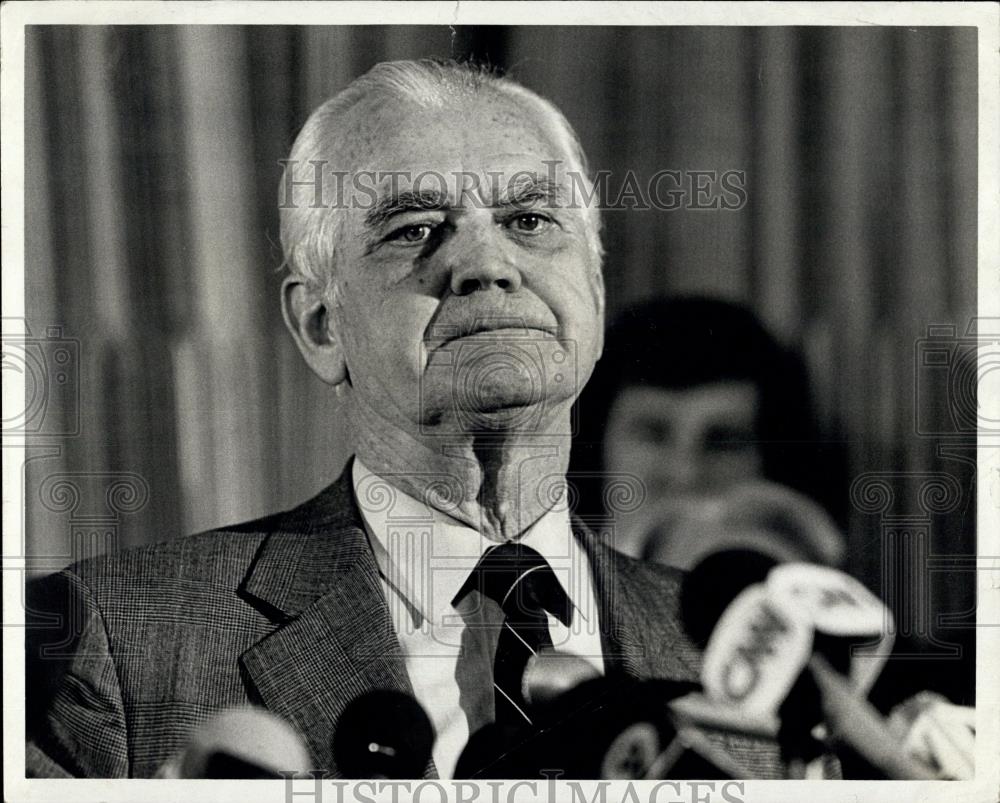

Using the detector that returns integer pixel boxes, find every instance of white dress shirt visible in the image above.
[352,458,605,779]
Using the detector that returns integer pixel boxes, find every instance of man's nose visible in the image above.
[447,233,523,296]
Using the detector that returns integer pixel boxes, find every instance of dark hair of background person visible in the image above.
[568,296,849,528]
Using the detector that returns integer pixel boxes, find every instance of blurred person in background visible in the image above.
[569,296,847,569]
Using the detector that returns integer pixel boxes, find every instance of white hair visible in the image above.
[278,59,604,288]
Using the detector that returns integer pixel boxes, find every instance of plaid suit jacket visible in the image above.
[26,463,784,779]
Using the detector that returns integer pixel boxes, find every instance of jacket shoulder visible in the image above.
[54,471,360,619]
[602,542,689,628]
[65,515,278,591]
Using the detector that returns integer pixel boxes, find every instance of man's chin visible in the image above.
[417,392,575,436]
[418,331,582,435]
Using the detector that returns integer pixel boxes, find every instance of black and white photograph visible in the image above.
[3,3,998,803]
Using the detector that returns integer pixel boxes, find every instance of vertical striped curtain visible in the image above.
[25,26,977,673]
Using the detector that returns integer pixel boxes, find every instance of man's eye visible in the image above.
[507,213,551,233]
[388,223,434,244]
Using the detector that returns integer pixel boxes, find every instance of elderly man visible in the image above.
[26,60,779,780]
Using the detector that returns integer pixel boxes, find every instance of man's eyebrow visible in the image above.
[496,175,570,209]
[363,176,569,231]
[364,189,450,229]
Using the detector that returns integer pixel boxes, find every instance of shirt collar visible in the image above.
[352,457,581,625]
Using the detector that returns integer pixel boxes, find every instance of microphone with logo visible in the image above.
[764,558,973,778]
[155,706,311,778]
[332,690,436,779]
[679,549,938,779]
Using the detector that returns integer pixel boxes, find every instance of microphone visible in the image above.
[679,550,937,779]
[156,706,310,778]
[766,562,973,777]
[697,583,815,723]
[521,645,784,742]
[766,562,895,694]
[679,548,777,648]
[887,691,975,780]
[681,550,894,702]
[455,650,748,779]
[691,580,826,771]
[332,690,435,778]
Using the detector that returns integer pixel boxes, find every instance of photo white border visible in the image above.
[3,3,998,802]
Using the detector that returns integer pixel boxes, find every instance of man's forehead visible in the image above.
[345,92,575,179]
[365,160,575,199]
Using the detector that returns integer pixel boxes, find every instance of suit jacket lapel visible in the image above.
[237,466,436,777]
[571,517,701,684]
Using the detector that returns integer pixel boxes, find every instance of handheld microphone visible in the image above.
[766,562,895,693]
[681,550,894,700]
[692,580,826,770]
[699,583,815,720]
[766,562,972,777]
[332,690,435,779]
[680,549,936,779]
[155,706,310,778]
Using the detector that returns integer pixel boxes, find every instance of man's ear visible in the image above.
[281,274,348,386]
[591,263,606,358]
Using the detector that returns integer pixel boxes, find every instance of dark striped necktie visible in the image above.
[459,542,572,728]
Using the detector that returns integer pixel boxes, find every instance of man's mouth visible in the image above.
[425,318,559,349]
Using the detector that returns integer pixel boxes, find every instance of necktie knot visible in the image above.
[460,542,571,626]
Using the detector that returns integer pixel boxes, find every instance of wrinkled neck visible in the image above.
[349,394,572,541]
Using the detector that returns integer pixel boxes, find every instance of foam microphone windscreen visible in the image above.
[679,548,778,647]
[521,649,601,707]
[157,706,311,778]
[332,690,435,779]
